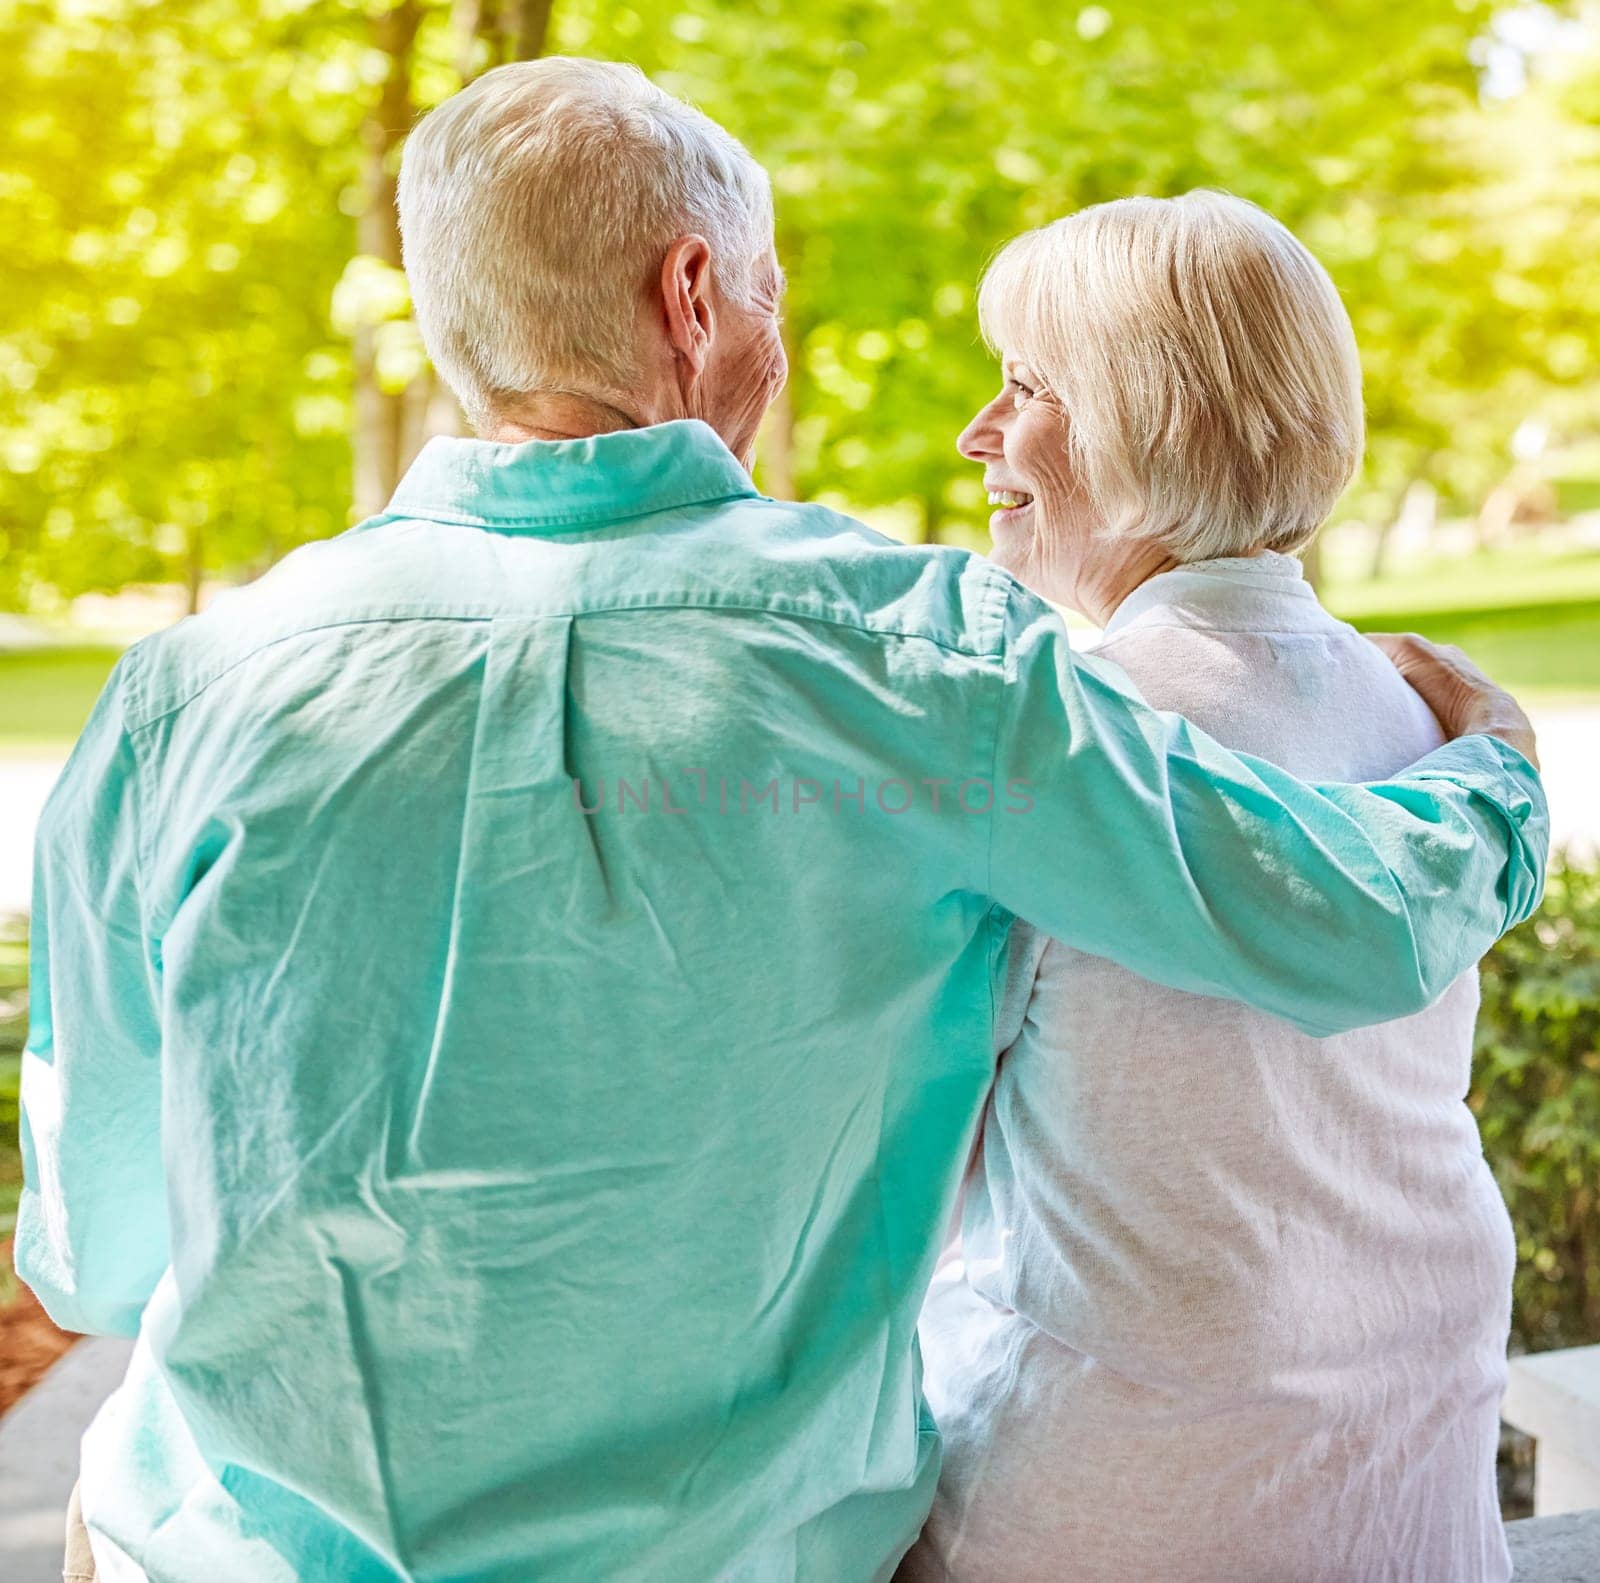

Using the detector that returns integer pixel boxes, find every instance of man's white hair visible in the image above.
[979,191,1364,561]
[398,57,774,431]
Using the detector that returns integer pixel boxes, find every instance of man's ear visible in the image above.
[661,235,714,378]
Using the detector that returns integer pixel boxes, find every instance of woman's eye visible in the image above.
[1007,379,1035,400]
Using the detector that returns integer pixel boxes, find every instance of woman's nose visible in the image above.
[958,400,1004,462]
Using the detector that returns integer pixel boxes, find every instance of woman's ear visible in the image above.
[661,235,715,378]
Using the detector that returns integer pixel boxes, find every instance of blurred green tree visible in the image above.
[1,0,1597,600]
[0,0,358,609]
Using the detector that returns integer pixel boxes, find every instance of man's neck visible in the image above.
[486,390,647,444]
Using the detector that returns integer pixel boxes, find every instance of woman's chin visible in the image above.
[987,503,1035,564]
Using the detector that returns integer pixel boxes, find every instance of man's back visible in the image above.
[54,422,1015,1582]
[20,423,1546,1583]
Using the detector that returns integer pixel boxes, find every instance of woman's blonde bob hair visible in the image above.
[977,191,1364,561]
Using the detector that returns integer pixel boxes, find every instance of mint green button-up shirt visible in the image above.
[19,420,1544,1582]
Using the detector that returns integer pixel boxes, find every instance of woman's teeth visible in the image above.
[987,491,1033,509]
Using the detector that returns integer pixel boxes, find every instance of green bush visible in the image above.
[1,914,24,1207]
[0,915,23,1063]
[1474,858,1600,1355]
[1,914,25,1308]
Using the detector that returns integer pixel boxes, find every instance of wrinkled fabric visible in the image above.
[906,554,1516,1583]
[17,422,1545,1583]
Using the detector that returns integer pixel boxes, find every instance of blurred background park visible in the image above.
[0,0,1597,1509]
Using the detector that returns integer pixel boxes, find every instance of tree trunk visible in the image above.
[1300,531,1323,591]
[451,0,485,77]
[1365,515,1396,584]
[401,365,441,465]
[758,381,795,500]
[353,0,555,511]
[1369,468,1436,582]
[458,0,552,71]
[185,519,205,615]
[1477,473,1525,551]
[756,318,800,499]
[352,1,423,519]
[499,0,553,60]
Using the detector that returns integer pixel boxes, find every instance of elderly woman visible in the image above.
[901,192,1515,1583]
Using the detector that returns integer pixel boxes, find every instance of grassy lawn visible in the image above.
[1337,598,1600,703]
[1324,543,1600,706]
[0,645,121,756]
[1325,540,1600,618]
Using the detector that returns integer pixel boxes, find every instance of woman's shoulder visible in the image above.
[1089,613,1447,778]
[1088,620,1261,728]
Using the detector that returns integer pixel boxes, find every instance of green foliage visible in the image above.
[0,645,122,752]
[0,0,364,607]
[447,0,1600,529]
[0,914,25,1251]
[2,0,1600,596]
[1475,859,1600,1354]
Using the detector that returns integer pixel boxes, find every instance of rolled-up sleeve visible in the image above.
[15,648,166,1336]
[984,592,1548,1038]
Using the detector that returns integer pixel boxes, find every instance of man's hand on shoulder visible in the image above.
[1368,632,1540,770]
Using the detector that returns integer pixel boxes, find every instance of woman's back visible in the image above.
[905,553,1514,1583]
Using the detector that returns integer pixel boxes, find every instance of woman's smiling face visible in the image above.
[957,348,1182,622]
[957,353,1092,606]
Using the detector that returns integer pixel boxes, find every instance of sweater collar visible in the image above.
[1102,551,1322,638]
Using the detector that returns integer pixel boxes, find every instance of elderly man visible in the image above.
[20,57,1543,1583]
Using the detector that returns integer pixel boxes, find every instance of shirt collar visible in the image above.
[382,418,761,532]
[1102,550,1319,638]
